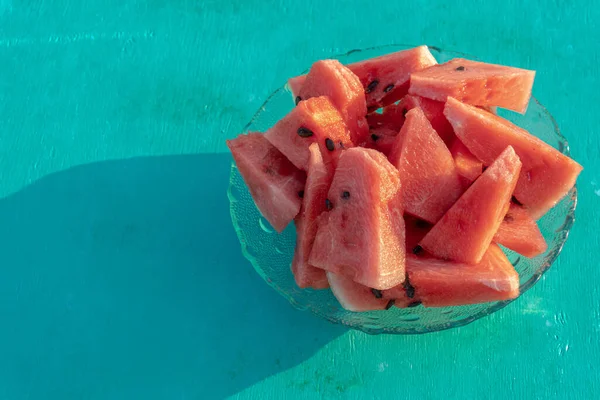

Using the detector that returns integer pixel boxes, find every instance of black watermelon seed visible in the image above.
[455,66,465,71]
[325,198,333,210]
[371,288,383,299]
[408,301,422,308]
[402,108,408,117]
[365,80,379,94]
[383,84,395,93]
[483,166,488,172]
[298,190,304,199]
[385,300,395,310]
[295,96,302,105]
[341,191,350,200]
[415,219,430,229]
[297,127,314,138]
[412,245,423,255]
[371,133,380,142]
[504,213,514,222]
[511,196,523,206]
[339,141,345,149]
[325,138,335,151]
[403,276,416,299]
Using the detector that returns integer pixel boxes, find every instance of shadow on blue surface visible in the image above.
[0,153,345,399]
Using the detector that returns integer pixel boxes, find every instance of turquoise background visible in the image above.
[0,1,598,399]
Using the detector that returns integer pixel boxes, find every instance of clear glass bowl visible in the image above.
[227,45,578,334]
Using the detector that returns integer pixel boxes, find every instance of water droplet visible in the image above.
[274,246,284,254]
[441,309,453,314]
[258,218,273,233]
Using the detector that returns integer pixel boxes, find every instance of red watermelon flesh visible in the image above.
[420,145,522,264]
[444,97,583,219]
[388,107,464,224]
[398,95,454,145]
[292,144,332,289]
[298,60,369,144]
[227,133,306,232]
[327,272,391,311]
[265,96,353,171]
[288,46,437,110]
[409,58,535,113]
[494,204,548,258]
[404,215,433,251]
[367,95,454,145]
[309,148,406,290]
[366,105,405,132]
[407,244,520,307]
[450,138,483,187]
[364,126,398,157]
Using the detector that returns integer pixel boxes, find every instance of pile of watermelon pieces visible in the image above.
[227,45,583,311]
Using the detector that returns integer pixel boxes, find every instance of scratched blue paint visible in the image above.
[0,1,598,399]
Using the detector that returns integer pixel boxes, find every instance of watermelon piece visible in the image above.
[327,272,392,312]
[364,126,398,157]
[292,144,332,289]
[444,97,583,219]
[309,148,406,290]
[450,138,483,187]
[298,60,369,144]
[345,45,438,109]
[289,46,437,110]
[409,58,536,113]
[398,95,454,145]
[227,133,306,232]
[265,96,353,171]
[388,107,464,224]
[420,146,522,264]
[287,76,305,102]
[407,244,520,307]
[494,204,547,258]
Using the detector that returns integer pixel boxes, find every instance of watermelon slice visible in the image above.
[292,144,333,289]
[227,133,306,232]
[265,96,353,170]
[420,146,522,264]
[327,272,393,312]
[309,148,406,290]
[345,45,438,109]
[289,46,437,110]
[450,138,483,187]
[298,60,369,144]
[398,95,454,145]
[388,107,464,224]
[409,58,535,113]
[444,97,583,219]
[407,244,520,307]
[494,204,547,258]
[364,126,398,157]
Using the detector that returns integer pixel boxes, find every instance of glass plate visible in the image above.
[227,45,577,334]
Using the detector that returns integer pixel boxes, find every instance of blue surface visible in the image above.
[0,1,599,399]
